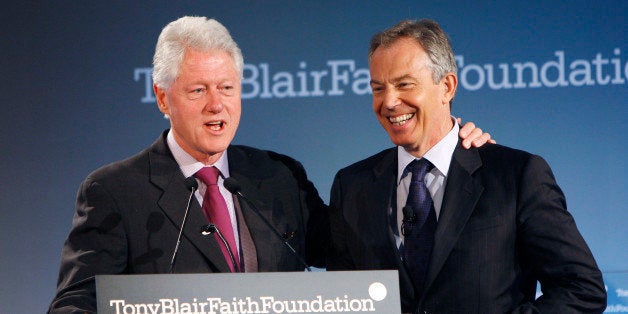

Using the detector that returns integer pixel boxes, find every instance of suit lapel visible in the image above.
[424,142,484,291]
[148,135,231,272]
[369,150,422,300]
[370,149,404,266]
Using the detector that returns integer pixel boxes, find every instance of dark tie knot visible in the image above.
[195,166,220,185]
[404,158,434,182]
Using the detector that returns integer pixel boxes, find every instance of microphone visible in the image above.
[169,176,198,274]
[223,177,312,271]
[200,224,239,272]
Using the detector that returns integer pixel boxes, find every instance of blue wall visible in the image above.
[1,1,626,312]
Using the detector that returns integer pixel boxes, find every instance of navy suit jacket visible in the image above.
[327,141,606,313]
[49,131,328,313]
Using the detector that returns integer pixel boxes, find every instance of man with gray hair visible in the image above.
[49,16,490,313]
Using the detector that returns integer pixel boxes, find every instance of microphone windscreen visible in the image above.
[223,177,241,193]
[200,224,217,235]
[184,176,198,191]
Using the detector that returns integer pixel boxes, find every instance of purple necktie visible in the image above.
[195,167,240,272]
[401,158,436,298]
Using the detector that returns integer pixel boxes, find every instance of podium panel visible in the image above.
[96,270,401,313]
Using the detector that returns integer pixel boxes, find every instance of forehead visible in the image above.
[178,48,238,79]
[369,37,430,78]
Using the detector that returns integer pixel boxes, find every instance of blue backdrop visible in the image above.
[1,1,626,313]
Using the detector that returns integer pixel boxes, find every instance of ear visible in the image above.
[153,84,169,115]
[441,72,458,105]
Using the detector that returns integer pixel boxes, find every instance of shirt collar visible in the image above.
[397,117,459,183]
[166,130,230,179]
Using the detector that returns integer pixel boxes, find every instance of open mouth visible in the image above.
[389,113,414,126]
[205,121,224,131]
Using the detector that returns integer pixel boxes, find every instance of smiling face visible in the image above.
[154,48,241,165]
[369,37,457,157]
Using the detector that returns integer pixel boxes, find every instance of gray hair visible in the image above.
[152,16,244,90]
[369,19,457,84]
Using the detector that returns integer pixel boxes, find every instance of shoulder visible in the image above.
[477,143,531,162]
[470,143,552,176]
[228,145,309,179]
[86,132,168,183]
[86,147,152,184]
[229,145,302,166]
[229,145,298,163]
[82,135,172,194]
[335,147,396,178]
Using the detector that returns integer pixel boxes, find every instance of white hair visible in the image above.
[152,16,244,90]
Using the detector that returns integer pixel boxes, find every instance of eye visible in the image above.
[187,87,206,100]
[370,85,384,93]
[219,84,236,95]
[397,82,413,89]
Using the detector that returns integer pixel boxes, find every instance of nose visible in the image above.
[381,89,400,110]
[204,89,224,113]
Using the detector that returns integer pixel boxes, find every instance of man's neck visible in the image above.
[406,117,454,158]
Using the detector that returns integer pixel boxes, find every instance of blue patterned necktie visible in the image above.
[401,158,437,299]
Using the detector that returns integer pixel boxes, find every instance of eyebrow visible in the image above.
[370,74,417,85]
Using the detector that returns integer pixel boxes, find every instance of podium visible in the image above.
[96,270,401,313]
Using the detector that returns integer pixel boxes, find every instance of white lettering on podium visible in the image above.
[107,295,376,313]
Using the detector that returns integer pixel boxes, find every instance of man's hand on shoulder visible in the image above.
[457,117,496,149]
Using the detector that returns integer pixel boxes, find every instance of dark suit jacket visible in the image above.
[327,141,606,313]
[49,131,328,313]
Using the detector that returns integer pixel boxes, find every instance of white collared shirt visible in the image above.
[395,118,459,246]
[166,130,240,251]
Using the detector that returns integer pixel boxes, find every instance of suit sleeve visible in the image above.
[326,170,356,270]
[48,178,128,314]
[271,151,329,268]
[515,155,606,313]
[298,163,330,269]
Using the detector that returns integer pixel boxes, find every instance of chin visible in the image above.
[389,139,407,148]
[198,142,228,155]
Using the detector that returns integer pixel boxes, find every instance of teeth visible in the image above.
[389,113,414,125]
[206,121,223,131]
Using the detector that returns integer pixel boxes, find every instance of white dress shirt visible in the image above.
[394,118,459,247]
[166,130,240,251]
